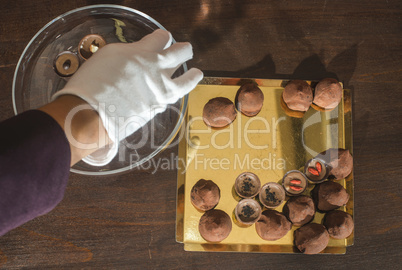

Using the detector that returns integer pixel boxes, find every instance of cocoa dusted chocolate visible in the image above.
[203,97,237,128]
[294,223,329,254]
[235,83,264,116]
[323,210,354,239]
[199,209,232,242]
[315,148,353,180]
[191,179,220,211]
[312,180,350,212]
[282,80,313,112]
[283,195,315,226]
[313,78,343,110]
[255,210,292,241]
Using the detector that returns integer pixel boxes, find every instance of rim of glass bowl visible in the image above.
[12,4,189,176]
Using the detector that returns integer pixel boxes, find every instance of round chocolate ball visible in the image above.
[312,181,350,212]
[313,78,343,110]
[283,195,315,226]
[199,209,232,242]
[203,97,237,128]
[255,210,292,241]
[316,148,353,180]
[235,83,264,116]
[323,210,354,239]
[294,223,329,254]
[191,179,220,211]
[283,80,313,112]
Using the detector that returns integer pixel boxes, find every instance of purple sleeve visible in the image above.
[0,110,71,236]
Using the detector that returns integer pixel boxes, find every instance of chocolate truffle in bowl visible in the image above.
[294,223,330,254]
[312,181,350,212]
[191,179,220,211]
[235,83,264,116]
[203,97,237,128]
[282,80,313,112]
[255,210,292,241]
[283,195,315,226]
[312,78,343,111]
[315,148,353,180]
[199,209,232,242]
[323,210,354,239]
[78,34,106,60]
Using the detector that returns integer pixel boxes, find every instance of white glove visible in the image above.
[53,29,203,166]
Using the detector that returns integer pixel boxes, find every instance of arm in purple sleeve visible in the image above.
[0,110,71,236]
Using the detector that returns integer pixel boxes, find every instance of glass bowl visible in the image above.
[12,5,188,176]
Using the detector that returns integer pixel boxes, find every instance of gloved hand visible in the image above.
[53,29,203,166]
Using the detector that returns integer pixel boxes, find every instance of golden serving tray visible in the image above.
[176,77,353,254]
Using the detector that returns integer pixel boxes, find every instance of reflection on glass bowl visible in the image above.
[12,5,188,176]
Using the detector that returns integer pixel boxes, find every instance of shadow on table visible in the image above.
[203,44,358,88]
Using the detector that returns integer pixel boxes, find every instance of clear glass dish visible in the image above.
[12,5,188,176]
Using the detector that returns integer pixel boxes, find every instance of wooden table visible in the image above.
[0,0,401,268]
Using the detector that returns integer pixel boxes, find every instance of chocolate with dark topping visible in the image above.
[259,182,286,208]
[235,172,261,198]
[235,198,262,225]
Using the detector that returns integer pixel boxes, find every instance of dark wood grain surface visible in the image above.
[0,0,401,269]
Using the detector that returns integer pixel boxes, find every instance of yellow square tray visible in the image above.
[176,77,353,254]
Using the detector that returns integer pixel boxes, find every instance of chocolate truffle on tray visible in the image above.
[191,179,220,211]
[283,195,315,226]
[304,158,330,183]
[282,80,313,112]
[312,180,350,212]
[255,210,292,241]
[315,148,353,180]
[203,97,237,128]
[294,223,330,254]
[199,209,232,242]
[259,182,286,208]
[323,210,354,239]
[282,170,308,195]
[234,172,261,199]
[235,83,264,116]
[312,78,343,110]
